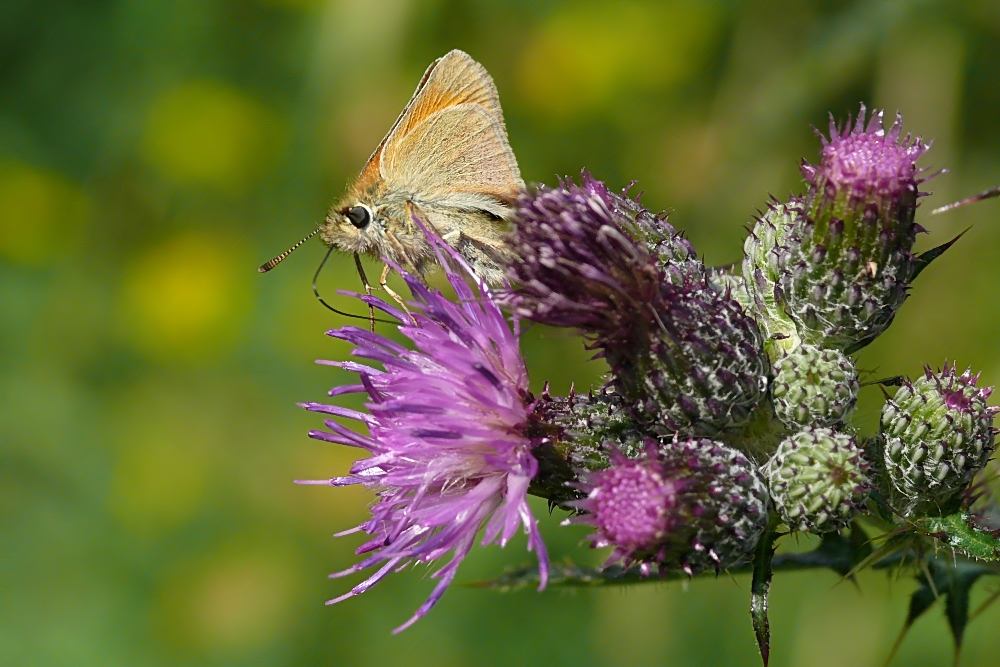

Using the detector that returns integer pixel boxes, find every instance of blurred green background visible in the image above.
[3,0,1000,665]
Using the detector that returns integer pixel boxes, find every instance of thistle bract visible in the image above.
[709,270,754,316]
[771,344,858,428]
[881,364,998,515]
[574,439,769,575]
[766,427,869,533]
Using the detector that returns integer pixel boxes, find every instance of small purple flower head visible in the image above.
[298,237,547,632]
[578,444,680,560]
[572,438,769,575]
[801,104,930,223]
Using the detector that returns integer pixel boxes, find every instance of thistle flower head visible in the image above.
[507,175,768,437]
[766,427,870,533]
[573,438,769,575]
[802,106,929,218]
[881,362,998,516]
[744,106,934,352]
[771,344,859,428]
[504,175,666,343]
[579,445,679,556]
[298,239,547,632]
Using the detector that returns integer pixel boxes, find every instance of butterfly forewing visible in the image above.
[355,50,511,189]
[384,50,510,150]
[382,104,521,203]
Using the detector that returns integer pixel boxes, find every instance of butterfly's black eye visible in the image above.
[347,205,372,230]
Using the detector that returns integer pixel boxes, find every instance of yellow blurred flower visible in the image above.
[142,80,287,193]
[118,231,251,359]
[153,545,302,653]
[110,430,211,534]
[518,1,722,118]
[0,161,91,265]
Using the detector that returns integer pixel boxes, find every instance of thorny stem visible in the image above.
[470,532,999,591]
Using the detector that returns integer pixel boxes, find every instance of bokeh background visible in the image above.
[3,0,1000,665]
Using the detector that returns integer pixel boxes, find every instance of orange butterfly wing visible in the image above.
[354,50,513,187]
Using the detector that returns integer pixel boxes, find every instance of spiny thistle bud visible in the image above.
[626,281,769,435]
[742,200,801,352]
[881,363,998,515]
[765,427,869,533]
[771,344,859,428]
[744,106,932,353]
[572,439,769,575]
[506,176,769,436]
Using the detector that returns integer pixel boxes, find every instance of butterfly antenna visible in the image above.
[259,228,321,273]
[312,244,396,325]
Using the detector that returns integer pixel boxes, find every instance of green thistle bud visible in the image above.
[742,200,800,355]
[771,344,858,428]
[765,427,869,533]
[880,364,998,515]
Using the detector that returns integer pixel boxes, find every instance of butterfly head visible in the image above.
[320,201,388,255]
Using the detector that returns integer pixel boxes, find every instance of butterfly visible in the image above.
[260,50,524,321]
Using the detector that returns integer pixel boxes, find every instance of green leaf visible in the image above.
[910,228,969,282]
[885,579,939,666]
[751,514,779,666]
[915,512,1000,561]
[884,556,994,665]
[936,557,991,660]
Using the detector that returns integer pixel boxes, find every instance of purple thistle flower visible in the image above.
[503,175,665,342]
[297,237,548,633]
[570,438,769,575]
[801,105,930,223]
[506,175,768,438]
[572,443,680,566]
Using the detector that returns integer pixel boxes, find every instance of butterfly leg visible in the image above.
[403,200,419,235]
[379,264,414,323]
[353,253,376,332]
